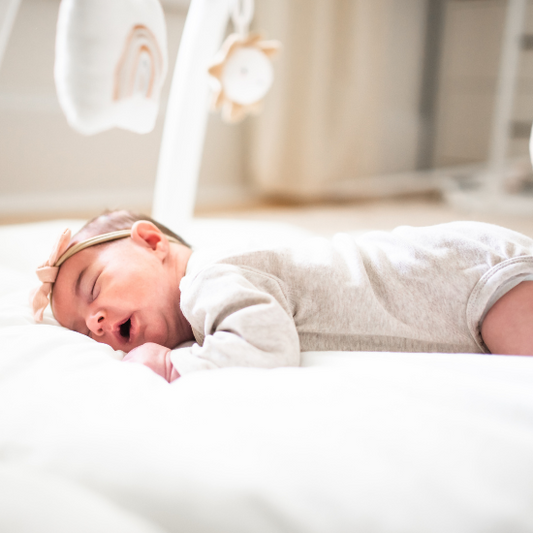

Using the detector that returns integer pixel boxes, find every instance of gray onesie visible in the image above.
[170,221,533,375]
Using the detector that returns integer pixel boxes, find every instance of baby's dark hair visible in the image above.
[71,209,191,248]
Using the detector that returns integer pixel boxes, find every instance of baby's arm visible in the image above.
[125,266,300,378]
[123,343,180,382]
[172,264,300,375]
[481,280,533,355]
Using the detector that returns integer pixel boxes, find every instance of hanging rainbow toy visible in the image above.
[54,0,167,135]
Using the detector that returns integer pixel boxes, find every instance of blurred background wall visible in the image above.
[434,0,532,167]
[0,0,532,221]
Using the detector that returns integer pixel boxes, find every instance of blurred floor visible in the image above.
[197,196,533,238]
[3,196,533,238]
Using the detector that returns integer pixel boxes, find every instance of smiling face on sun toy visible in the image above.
[208,32,280,123]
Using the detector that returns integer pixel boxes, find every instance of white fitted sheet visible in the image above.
[1,220,533,533]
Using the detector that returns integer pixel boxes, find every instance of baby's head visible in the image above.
[34,210,194,352]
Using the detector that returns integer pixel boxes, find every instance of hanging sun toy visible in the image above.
[208,0,281,123]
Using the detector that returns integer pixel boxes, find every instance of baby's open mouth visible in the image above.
[119,318,132,340]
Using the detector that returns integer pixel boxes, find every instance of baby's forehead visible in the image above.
[55,246,97,288]
[58,238,136,282]
[50,252,90,326]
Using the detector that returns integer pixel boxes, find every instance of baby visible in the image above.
[32,210,533,382]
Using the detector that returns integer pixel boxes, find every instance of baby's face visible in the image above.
[52,238,192,352]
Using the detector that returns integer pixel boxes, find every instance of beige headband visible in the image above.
[56,230,133,267]
[31,228,180,322]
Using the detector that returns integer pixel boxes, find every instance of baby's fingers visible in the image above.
[122,343,172,381]
[122,347,147,363]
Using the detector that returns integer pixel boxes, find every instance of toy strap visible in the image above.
[231,0,254,36]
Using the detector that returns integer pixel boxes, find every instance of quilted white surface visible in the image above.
[1,219,533,533]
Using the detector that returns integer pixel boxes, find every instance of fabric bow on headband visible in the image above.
[31,228,72,321]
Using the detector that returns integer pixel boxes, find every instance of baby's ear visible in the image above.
[131,221,168,259]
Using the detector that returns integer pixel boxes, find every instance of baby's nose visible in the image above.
[87,310,106,337]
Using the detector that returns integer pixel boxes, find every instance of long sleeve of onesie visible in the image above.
[170,264,300,375]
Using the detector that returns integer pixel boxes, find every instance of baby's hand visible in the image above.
[123,343,180,382]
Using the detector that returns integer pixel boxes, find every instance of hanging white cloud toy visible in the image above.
[54,0,168,135]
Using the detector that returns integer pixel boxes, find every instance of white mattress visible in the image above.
[1,219,533,533]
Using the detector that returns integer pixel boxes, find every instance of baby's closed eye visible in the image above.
[91,274,100,301]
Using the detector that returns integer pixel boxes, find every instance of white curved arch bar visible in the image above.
[0,0,21,72]
[152,0,232,230]
[486,0,526,196]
